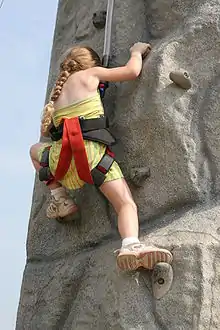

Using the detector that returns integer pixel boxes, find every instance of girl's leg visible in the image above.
[100,178,139,239]
[30,143,78,218]
[100,178,173,270]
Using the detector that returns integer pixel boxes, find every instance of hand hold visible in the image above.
[152,262,173,299]
[92,11,107,29]
[130,42,152,60]
[142,45,152,60]
[130,167,151,187]
[169,70,192,90]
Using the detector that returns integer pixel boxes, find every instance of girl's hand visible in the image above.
[86,42,152,83]
[130,42,151,59]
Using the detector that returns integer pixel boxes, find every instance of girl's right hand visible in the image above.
[86,42,152,83]
[130,42,151,58]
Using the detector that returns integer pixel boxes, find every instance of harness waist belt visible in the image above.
[82,128,115,145]
[49,116,112,140]
[79,116,109,132]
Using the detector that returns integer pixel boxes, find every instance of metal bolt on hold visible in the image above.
[93,11,107,29]
[169,69,192,90]
[157,278,165,285]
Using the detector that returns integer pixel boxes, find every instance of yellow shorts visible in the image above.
[38,140,123,190]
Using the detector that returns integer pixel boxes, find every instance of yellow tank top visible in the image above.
[48,92,106,189]
[52,92,104,127]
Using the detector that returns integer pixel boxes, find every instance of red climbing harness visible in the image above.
[39,115,116,187]
[54,117,93,184]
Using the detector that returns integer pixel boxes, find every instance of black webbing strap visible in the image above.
[38,148,54,183]
[49,116,110,141]
[91,148,115,187]
[79,116,109,132]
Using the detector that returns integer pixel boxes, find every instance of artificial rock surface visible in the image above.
[16,0,220,329]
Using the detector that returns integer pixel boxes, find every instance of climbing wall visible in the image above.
[16,0,220,329]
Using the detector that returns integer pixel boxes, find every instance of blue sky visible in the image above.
[0,1,58,328]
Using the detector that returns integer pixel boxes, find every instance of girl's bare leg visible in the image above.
[100,178,173,270]
[100,178,139,239]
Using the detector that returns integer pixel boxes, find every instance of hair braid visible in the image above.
[50,59,78,102]
[51,70,70,102]
[40,100,54,135]
[41,66,74,133]
[40,45,102,135]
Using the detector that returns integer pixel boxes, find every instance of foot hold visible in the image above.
[152,262,173,299]
[93,11,106,29]
[116,244,173,271]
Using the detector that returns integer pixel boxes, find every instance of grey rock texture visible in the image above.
[16,0,220,329]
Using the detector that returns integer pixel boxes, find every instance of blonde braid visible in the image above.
[40,61,76,134]
[40,101,54,135]
[51,58,78,102]
[50,70,71,102]
[40,47,96,135]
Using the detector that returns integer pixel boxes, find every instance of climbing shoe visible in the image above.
[116,243,173,271]
[46,195,78,219]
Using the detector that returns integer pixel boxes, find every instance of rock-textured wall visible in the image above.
[16,0,220,329]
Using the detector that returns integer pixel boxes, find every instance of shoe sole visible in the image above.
[117,249,173,271]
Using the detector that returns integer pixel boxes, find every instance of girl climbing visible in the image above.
[30,42,173,270]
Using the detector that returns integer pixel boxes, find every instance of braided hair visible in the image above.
[41,46,101,134]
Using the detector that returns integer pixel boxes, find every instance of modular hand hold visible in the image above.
[93,11,107,29]
[169,70,192,90]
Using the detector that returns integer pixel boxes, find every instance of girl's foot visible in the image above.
[116,243,173,271]
[46,195,78,219]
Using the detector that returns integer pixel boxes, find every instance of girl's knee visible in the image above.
[118,196,137,214]
[29,144,36,158]
[29,143,41,160]
[126,199,137,212]
[131,200,137,211]
[100,179,138,214]
[29,144,35,157]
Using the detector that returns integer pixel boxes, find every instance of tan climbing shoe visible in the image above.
[169,70,192,89]
[116,243,173,271]
[46,195,78,219]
